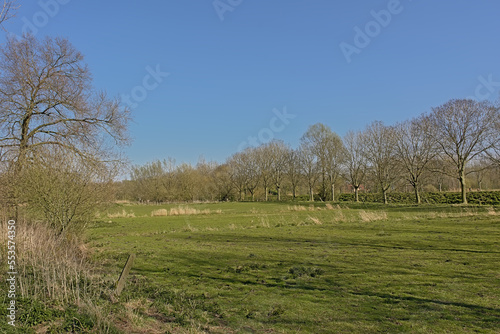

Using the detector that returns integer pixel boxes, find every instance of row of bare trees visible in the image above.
[122,98,500,204]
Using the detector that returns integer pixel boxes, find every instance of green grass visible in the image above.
[87,202,500,333]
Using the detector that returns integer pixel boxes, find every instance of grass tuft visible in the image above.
[359,210,388,222]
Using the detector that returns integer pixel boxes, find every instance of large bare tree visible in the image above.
[0,35,129,169]
[425,99,499,204]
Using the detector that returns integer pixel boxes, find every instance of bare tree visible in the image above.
[298,143,318,202]
[227,152,247,201]
[255,144,273,201]
[242,148,260,201]
[426,99,499,204]
[343,130,367,202]
[393,116,437,204]
[362,121,399,204]
[0,35,129,224]
[212,163,235,201]
[269,140,289,201]
[285,148,302,200]
[130,160,168,203]
[324,132,345,202]
[228,149,260,201]
[301,123,344,201]
[0,35,130,169]
[175,163,199,202]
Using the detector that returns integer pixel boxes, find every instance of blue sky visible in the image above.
[2,1,500,168]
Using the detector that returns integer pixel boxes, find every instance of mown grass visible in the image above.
[84,202,500,333]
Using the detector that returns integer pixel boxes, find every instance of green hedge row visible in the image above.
[338,191,500,205]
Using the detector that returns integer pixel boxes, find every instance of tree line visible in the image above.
[119,98,500,205]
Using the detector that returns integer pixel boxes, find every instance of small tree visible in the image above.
[301,123,344,201]
[18,148,116,234]
[285,148,302,200]
[393,117,437,204]
[298,143,319,202]
[362,121,399,204]
[268,140,289,201]
[343,130,366,202]
[255,144,273,201]
[130,160,169,203]
[227,152,248,201]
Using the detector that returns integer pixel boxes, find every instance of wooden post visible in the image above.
[112,253,136,302]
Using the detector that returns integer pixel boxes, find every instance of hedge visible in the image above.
[338,191,500,205]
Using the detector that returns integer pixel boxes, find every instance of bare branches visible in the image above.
[0,0,18,29]
[393,116,437,203]
[362,121,400,204]
[0,35,130,167]
[342,130,367,202]
[425,99,499,203]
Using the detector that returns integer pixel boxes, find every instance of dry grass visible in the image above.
[359,210,388,222]
[331,210,346,223]
[151,206,222,217]
[182,224,199,232]
[486,206,499,216]
[325,203,335,210]
[307,215,323,225]
[0,218,120,331]
[259,216,270,228]
[107,209,136,218]
[0,209,119,332]
[287,205,307,211]
[151,208,169,216]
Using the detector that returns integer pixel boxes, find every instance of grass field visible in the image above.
[87,202,500,333]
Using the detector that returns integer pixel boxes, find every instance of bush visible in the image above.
[17,149,115,235]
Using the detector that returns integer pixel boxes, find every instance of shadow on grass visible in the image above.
[176,232,500,255]
[352,290,500,327]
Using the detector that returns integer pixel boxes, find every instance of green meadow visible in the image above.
[87,202,500,333]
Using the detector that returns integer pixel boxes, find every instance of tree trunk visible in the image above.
[459,171,467,204]
[331,183,335,202]
[382,188,388,204]
[292,185,296,199]
[309,187,314,202]
[354,186,359,202]
[277,186,281,201]
[413,184,421,204]
[265,186,268,201]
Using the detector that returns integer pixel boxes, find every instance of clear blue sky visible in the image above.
[2,1,500,168]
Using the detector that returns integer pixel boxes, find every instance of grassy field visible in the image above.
[86,202,500,333]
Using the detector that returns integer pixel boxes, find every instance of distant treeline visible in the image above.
[115,98,500,205]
